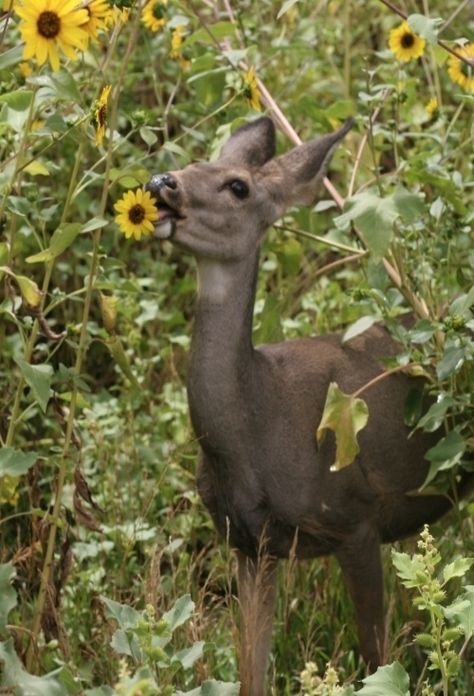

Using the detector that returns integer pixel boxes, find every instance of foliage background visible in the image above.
[0,0,473,694]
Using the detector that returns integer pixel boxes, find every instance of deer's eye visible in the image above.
[228,179,249,199]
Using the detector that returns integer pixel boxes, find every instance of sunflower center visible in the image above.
[37,11,61,39]
[128,204,146,225]
[153,3,166,19]
[400,32,415,49]
[97,105,107,128]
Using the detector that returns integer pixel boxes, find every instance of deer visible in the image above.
[145,117,468,696]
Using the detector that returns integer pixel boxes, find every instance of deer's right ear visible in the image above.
[219,117,276,168]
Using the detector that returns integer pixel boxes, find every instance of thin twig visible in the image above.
[378,0,474,67]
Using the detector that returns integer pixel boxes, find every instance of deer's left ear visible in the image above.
[266,118,353,208]
[219,117,276,168]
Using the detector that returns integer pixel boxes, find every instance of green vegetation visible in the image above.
[0,1,473,693]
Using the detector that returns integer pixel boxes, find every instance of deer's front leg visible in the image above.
[335,523,385,670]
[237,550,278,696]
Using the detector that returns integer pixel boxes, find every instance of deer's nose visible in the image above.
[146,173,177,197]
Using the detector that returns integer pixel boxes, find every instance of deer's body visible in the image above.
[146,118,463,695]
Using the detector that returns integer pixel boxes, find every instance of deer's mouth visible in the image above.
[154,202,184,240]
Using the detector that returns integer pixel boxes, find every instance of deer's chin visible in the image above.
[154,218,175,240]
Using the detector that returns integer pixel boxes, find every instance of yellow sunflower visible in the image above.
[94,84,112,146]
[82,0,114,40]
[425,96,439,116]
[15,0,89,72]
[114,189,159,241]
[447,44,474,91]
[142,0,168,33]
[243,66,261,112]
[388,21,425,62]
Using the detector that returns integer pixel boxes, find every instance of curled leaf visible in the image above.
[316,382,369,471]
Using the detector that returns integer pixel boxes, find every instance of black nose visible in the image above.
[145,173,177,197]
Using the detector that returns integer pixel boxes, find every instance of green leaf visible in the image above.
[417,395,454,432]
[176,682,241,696]
[0,447,37,477]
[0,565,17,633]
[277,0,301,20]
[391,550,426,588]
[101,596,140,630]
[335,191,398,259]
[29,69,82,102]
[316,383,369,470]
[392,187,425,223]
[0,90,34,111]
[342,316,376,343]
[436,346,465,380]
[442,558,473,585]
[407,14,443,44]
[0,638,66,695]
[443,586,474,638]
[0,44,23,71]
[162,594,194,632]
[15,358,53,413]
[185,21,236,46]
[173,640,204,669]
[356,661,410,696]
[26,223,82,263]
[425,431,466,463]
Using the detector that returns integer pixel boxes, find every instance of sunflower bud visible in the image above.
[99,292,118,333]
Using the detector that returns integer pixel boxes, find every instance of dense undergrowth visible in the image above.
[0,1,473,694]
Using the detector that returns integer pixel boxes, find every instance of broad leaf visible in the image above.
[417,395,454,432]
[26,223,82,263]
[408,14,443,44]
[317,383,369,470]
[356,661,410,696]
[173,640,204,669]
[15,358,53,413]
[0,447,37,477]
[425,431,466,463]
[0,639,65,695]
[176,682,241,696]
[342,316,376,343]
[162,594,194,632]
[335,191,398,258]
[101,596,140,630]
[15,274,42,308]
[392,550,427,588]
[442,558,474,585]
[0,564,17,633]
[0,90,34,111]
[443,586,474,638]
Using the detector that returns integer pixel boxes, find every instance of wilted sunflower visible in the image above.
[388,21,425,62]
[243,66,261,111]
[447,44,474,91]
[94,84,112,146]
[82,0,114,39]
[142,0,168,33]
[15,0,89,72]
[114,189,159,241]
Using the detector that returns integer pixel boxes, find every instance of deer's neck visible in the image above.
[187,253,259,453]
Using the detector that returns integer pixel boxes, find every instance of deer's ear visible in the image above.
[219,117,276,168]
[269,119,353,208]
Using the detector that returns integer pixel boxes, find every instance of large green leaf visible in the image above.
[0,565,17,634]
[162,594,194,631]
[176,681,241,696]
[316,383,369,470]
[0,639,66,695]
[407,14,443,44]
[15,358,53,413]
[26,223,82,263]
[356,661,410,695]
[443,586,474,638]
[0,447,37,476]
[101,596,140,630]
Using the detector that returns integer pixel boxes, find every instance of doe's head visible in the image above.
[146,116,353,262]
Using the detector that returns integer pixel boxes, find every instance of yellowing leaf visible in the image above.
[15,275,42,308]
[316,382,369,471]
[24,160,49,176]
